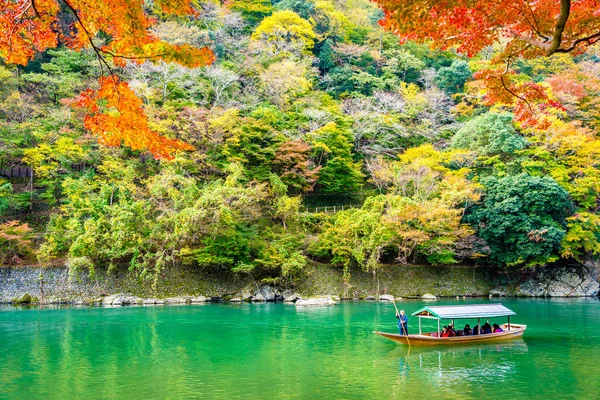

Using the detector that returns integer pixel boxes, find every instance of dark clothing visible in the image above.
[397,314,409,335]
[463,327,472,336]
[482,323,492,334]
[473,325,480,335]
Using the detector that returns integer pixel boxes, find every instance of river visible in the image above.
[0,298,598,399]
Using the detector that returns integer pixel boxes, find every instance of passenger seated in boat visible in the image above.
[463,324,472,336]
[493,323,503,333]
[482,322,492,334]
[441,326,451,338]
[473,324,480,335]
[448,323,456,336]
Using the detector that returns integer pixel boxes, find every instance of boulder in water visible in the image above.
[379,294,395,302]
[190,296,207,303]
[283,293,299,303]
[103,294,140,306]
[252,293,266,302]
[164,297,189,304]
[421,293,438,300]
[295,297,336,307]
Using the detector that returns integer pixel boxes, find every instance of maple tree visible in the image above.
[374,1,600,57]
[372,0,600,125]
[0,0,214,159]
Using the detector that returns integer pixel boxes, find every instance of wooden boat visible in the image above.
[374,304,527,346]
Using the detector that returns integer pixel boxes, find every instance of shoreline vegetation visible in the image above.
[1,0,600,297]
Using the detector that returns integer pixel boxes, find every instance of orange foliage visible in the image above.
[373,0,600,126]
[0,220,33,265]
[70,76,194,160]
[374,1,600,58]
[0,0,214,67]
[0,0,214,159]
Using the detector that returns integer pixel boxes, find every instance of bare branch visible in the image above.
[555,31,600,53]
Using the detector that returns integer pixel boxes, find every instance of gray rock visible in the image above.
[489,289,506,297]
[379,294,395,302]
[190,296,207,303]
[102,294,122,305]
[283,293,299,303]
[258,285,275,301]
[126,295,141,305]
[241,290,254,301]
[365,295,376,301]
[142,298,158,305]
[103,294,140,306]
[547,272,580,297]
[229,298,242,303]
[164,297,189,304]
[514,267,600,297]
[252,293,266,302]
[517,279,546,297]
[295,297,336,307]
[581,277,600,297]
[421,293,438,300]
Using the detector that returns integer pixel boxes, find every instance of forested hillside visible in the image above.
[1,0,599,287]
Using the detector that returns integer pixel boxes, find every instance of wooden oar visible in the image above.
[392,297,410,348]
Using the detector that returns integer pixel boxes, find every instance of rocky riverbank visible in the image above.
[1,262,598,305]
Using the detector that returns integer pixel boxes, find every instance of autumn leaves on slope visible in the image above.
[0,0,599,282]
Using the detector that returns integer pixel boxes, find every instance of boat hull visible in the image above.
[374,323,526,346]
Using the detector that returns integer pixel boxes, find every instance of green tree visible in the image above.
[231,0,273,26]
[435,60,472,94]
[452,112,528,156]
[308,122,364,194]
[465,174,574,267]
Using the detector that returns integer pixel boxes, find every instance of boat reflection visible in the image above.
[396,340,528,385]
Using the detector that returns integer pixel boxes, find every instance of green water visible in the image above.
[1,299,599,399]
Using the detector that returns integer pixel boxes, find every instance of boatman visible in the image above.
[396,309,408,335]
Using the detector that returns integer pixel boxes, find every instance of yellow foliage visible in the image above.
[251,11,316,54]
[259,60,313,107]
[391,144,481,206]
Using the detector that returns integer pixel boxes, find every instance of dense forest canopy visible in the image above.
[0,0,599,287]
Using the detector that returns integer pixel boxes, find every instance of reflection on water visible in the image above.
[1,299,598,399]
[396,341,529,386]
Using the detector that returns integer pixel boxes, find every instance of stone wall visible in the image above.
[1,262,598,304]
[0,265,251,303]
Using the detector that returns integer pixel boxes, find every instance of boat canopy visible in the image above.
[412,304,517,319]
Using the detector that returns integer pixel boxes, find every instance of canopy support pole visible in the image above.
[419,317,422,335]
[477,318,480,335]
[508,316,511,331]
[437,319,440,338]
